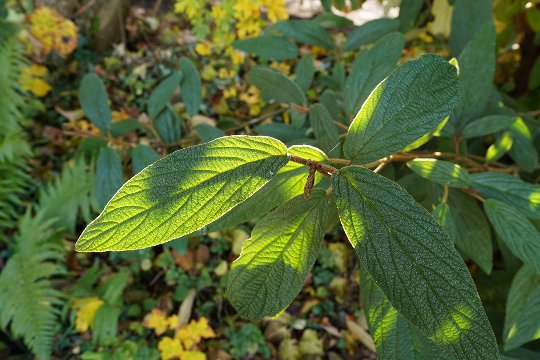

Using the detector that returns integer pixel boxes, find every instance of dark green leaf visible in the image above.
[274,20,334,50]
[314,13,353,28]
[194,124,226,143]
[255,123,305,143]
[228,190,329,320]
[343,18,400,51]
[432,203,459,244]
[153,106,182,144]
[449,0,493,56]
[344,54,460,164]
[508,117,537,172]
[462,115,516,139]
[309,103,340,155]
[79,73,111,132]
[407,159,471,188]
[332,166,498,359]
[249,67,306,106]
[130,144,160,175]
[232,35,298,61]
[320,89,340,119]
[294,55,315,92]
[109,119,141,138]
[398,0,424,32]
[95,147,124,209]
[179,57,201,117]
[148,72,182,119]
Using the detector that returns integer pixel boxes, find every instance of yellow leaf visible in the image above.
[27,6,78,57]
[180,351,206,360]
[72,297,104,333]
[19,64,52,97]
[144,309,170,335]
[158,336,184,360]
[175,317,216,349]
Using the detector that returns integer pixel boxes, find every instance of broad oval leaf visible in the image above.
[461,115,516,139]
[273,19,335,50]
[343,18,400,51]
[75,136,288,252]
[79,73,111,133]
[407,159,471,188]
[148,72,182,119]
[95,148,124,209]
[485,131,513,162]
[228,190,329,320]
[309,103,340,155]
[153,106,182,144]
[344,54,461,164]
[130,144,160,176]
[449,0,492,56]
[294,55,315,93]
[484,199,540,275]
[232,35,298,61]
[470,172,540,219]
[432,202,459,245]
[332,166,498,359]
[508,117,537,173]
[179,57,201,117]
[248,67,306,106]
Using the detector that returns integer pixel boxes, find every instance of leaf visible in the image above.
[485,131,512,162]
[407,159,471,188]
[72,297,104,333]
[344,54,460,164]
[153,106,182,144]
[447,189,493,274]
[75,136,288,252]
[248,67,306,106]
[294,55,315,93]
[343,18,400,51]
[95,147,124,209]
[194,124,226,143]
[233,35,298,61]
[309,104,340,155]
[227,190,329,320]
[179,57,201,117]
[452,23,496,128]
[320,89,339,119]
[344,32,404,116]
[313,12,353,28]
[361,268,451,359]
[398,0,424,32]
[470,172,540,219]
[332,166,498,359]
[484,199,540,275]
[461,115,516,139]
[432,203,459,244]
[273,20,334,50]
[131,144,160,175]
[255,123,306,143]
[79,72,112,132]
[503,265,540,350]
[92,304,120,345]
[207,145,327,231]
[148,72,182,119]
[449,0,493,56]
[508,117,538,173]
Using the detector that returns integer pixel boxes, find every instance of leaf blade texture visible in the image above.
[407,159,471,188]
[75,136,288,252]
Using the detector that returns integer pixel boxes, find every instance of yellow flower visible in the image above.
[234,0,261,21]
[270,61,291,75]
[223,86,238,99]
[144,309,170,336]
[27,6,78,57]
[72,297,104,333]
[174,0,203,20]
[201,65,217,81]
[249,104,261,116]
[195,41,212,56]
[239,85,260,105]
[181,351,206,360]
[175,317,216,349]
[263,0,288,23]
[158,336,183,360]
[211,5,226,22]
[19,64,52,97]
[236,19,262,39]
[229,49,245,65]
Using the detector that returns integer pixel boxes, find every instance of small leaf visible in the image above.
[309,104,340,155]
[294,55,315,93]
[470,172,540,219]
[255,123,306,143]
[320,89,339,119]
[461,115,516,139]
[344,54,460,164]
[153,106,182,144]
[484,199,540,275]
[504,265,540,350]
[508,117,538,173]
[179,57,201,117]
[274,20,335,50]
[407,159,471,188]
[148,72,182,119]
[344,32,404,116]
[361,268,451,359]
[343,18,400,51]
[233,35,298,61]
[194,124,226,143]
[95,147,124,209]
[398,0,424,32]
[432,202,459,244]
[249,67,306,106]
[76,136,288,252]
[79,73,111,132]
[332,166,498,359]
[485,131,513,162]
[228,190,329,320]
[131,144,160,175]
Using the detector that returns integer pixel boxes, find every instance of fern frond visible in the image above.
[0,211,65,360]
[0,159,31,235]
[37,159,97,232]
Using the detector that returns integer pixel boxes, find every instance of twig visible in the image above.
[289,155,338,177]
[332,120,349,131]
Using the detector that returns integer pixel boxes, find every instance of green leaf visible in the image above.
[249,67,306,106]
[194,124,226,143]
[227,190,329,320]
[449,0,493,56]
[344,32,404,116]
[447,189,493,274]
[343,18,400,51]
[508,117,537,173]
[313,13,353,28]
[407,159,471,188]
[462,115,516,139]
[79,73,112,133]
[294,55,315,93]
[274,20,335,50]
[232,35,298,61]
[486,131,513,162]
[179,57,201,117]
[95,147,124,209]
[398,0,424,32]
[361,268,451,359]
[309,104,340,155]
[207,145,327,231]
[504,265,540,350]
[484,199,540,275]
[255,123,305,143]
[92,304,120,346]
[153,106,182,144]
[109,119,141,137]
[148,72,182,119]
[453,23,496,128]
[320,89,339,119]
[470,172,540,219]
[344,54,460,164]
[130,144,160,175]
[332,166,498,359]
[75,136,288,252]
[432,203,459,244]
